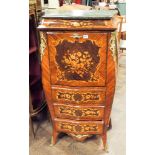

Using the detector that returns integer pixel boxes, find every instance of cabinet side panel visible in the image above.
[41,48,51,104]
[40,32,51,103]
[105,33,116,127]
[40,32,55,120]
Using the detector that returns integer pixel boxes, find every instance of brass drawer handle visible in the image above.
[70,34,82,39]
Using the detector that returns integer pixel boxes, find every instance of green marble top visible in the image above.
[42,9,118,20]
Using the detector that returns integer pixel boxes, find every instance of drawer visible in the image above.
[54,118,104,134]
[51,85,106,105]
[53,103,104,120]
[47,32,107,87]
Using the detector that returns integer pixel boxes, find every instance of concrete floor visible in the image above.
[29,55,126,155]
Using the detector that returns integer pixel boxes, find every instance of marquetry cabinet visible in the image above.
[38,10,117,151]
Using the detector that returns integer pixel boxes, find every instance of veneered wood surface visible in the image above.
[40,33,57,133]
[40,34,51,106]
[104,33,116,127]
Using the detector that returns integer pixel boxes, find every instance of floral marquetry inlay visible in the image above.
[55,40,100,82]
[62,50,94,78]
[57,92,100,102]
[58,122,99,132]
[58,106,100,117]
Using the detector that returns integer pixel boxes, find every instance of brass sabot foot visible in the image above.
[104,143,109,153]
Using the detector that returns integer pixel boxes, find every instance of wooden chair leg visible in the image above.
[29,89,35,138]
[29,115,35,138]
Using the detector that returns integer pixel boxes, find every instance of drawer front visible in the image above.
[48,32,107,87]
[54,118,103,134]
[53,104,104,120]
[52,85,106,105]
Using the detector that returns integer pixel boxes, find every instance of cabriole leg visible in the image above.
[50,129,59,146]
[108,118,112,130]
[102,131,109,153]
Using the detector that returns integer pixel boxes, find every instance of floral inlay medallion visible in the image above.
[55,40,100,82]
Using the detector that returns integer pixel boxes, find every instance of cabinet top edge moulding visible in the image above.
[38,9,118,31]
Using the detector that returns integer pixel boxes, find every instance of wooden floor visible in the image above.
[29,55,126,155]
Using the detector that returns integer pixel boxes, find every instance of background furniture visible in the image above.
[112,15,126,68]
[38,9,117,151]
[29,3,46,137]
[120,16,126,53]
[115,2,126,16]
[29,3,43,110]
[29,91,35,138]
[112,15,126,49]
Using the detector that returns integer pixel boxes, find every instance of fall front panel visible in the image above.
[47,32,107,87]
